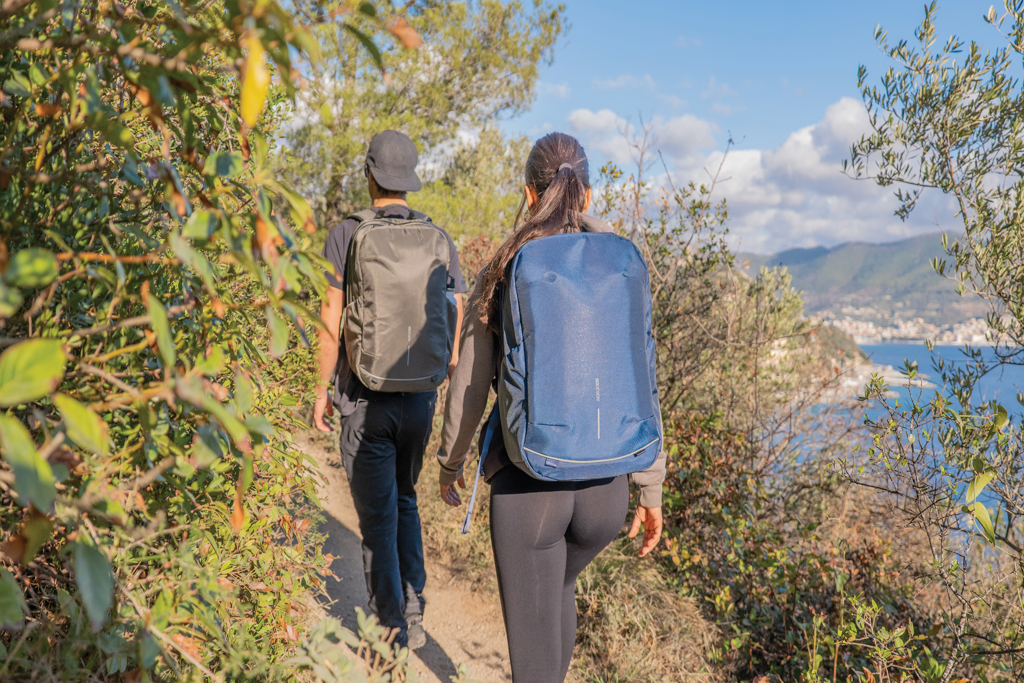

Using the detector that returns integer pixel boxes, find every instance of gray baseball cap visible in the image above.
[365,130,422,193]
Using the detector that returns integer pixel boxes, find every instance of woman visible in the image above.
[437,132,665,683]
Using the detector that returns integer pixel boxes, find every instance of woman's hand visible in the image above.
[440,476,466,507]
[628,505,663,558]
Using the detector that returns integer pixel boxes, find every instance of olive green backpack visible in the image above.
[343,208,457,392]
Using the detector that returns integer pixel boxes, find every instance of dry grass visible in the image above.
[572,543,722,683]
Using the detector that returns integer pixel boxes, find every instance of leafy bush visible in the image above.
[839,2,1024,679]
[0,0,422,679]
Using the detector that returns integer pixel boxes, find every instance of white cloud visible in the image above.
[702,97,957,252]
[657,94,687,111]
[701,76,736,101]
[711,102,746,116]
[567,108,717,168]
[527,121,555,137]
[568,97,956,253]
[538,81,570,98]
[567,108,624,132]
[593,74,657,92]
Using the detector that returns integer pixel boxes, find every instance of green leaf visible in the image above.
[100,120,136,153]
[0,338,67,406]
[4,248,58,288]
[268,308,289,358]
[195,345,226,376]
[0,282,23,317]
[191,426,223,469]
[344,23,383,71]
[175,377,251,451]
[203,151,244,178]
[0,568,27,629]
[242,453,254,490]
[966,471,995,504]
[319,101,334,126]
[146,293,176,369]
[54,393,110,457]
[74,541,113,630]
[3,71,31,97]
[994,404,1009,431]
[22,514,53,563]
[28,63,49,86]
[182,208,218,241]
[235,369,253,414]
[0,414,55,511]
[970,501,996,543]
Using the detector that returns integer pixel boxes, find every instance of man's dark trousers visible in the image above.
[339,388,435,647]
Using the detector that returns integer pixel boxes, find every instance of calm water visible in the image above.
[861,343,1024,417]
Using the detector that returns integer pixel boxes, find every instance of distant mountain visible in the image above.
[738,233,988,326]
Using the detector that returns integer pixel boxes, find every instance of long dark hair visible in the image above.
[479,132,591,330]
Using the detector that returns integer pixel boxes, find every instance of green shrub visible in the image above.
[0,1,421,679]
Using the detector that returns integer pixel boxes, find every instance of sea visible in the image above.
[861,343,1024,418]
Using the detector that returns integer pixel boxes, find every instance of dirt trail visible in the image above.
[297,435,511,683]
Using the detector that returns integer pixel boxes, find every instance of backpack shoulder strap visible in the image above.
[348,209,378,224]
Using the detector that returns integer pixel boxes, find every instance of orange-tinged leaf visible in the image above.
[240,132,251,162]
[240,36,270,128]
[231,490,245,533]
[254,213,283,252]
[170,185,187,217]
[388,16,422,48]
[34,103,60,118]
[172,633,202,661]
[0,533,26,564]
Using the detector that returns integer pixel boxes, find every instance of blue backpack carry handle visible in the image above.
[460,412,496,534]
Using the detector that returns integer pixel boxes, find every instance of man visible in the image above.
[313,130,467,649]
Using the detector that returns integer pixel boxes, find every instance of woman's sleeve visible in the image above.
[438,270,496,486]
[629,450,666,508]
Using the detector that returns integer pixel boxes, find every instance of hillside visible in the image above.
[739,233,988,326]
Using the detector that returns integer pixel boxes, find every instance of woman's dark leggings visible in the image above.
[489,465,629,683]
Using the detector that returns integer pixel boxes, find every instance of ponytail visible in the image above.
[479,133,591,332]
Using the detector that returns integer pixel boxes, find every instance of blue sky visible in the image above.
[497,0,999,253]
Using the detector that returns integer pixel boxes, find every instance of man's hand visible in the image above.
[628,505,663,558]
[313,392,334,432]
[440,475,466,507]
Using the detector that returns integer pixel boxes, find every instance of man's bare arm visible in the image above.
[314,286,344,432]
[448,294,465,379]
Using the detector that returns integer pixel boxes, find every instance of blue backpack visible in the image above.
[497,231,662,481]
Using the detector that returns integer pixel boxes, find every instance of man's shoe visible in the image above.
[406,614,426,650]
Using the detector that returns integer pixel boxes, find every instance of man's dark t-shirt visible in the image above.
[322,204,468,414]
